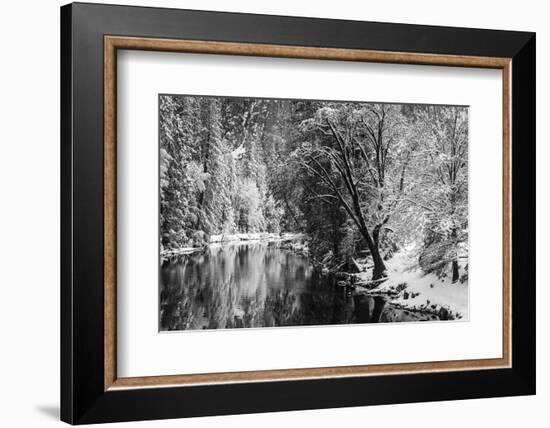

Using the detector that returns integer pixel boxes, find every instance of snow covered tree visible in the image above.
[195,98,234,235]
[411,106,469,282]
[159,95,203,248]
[297,103,413,279]
[234,178,265,232]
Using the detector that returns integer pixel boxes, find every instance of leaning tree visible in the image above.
[297,103,414,280]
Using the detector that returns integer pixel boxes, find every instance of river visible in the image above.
[159,241,395,331]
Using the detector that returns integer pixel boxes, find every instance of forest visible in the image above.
[160,94,468,288]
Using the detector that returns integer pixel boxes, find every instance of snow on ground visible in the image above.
[162,233,306,257]
[373,250,468,319]
[208,232,304,243]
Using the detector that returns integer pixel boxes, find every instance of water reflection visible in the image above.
[160,242,387,331]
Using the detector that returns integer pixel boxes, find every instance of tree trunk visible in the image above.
[452,259,459,283]
[371,244,387,280]
[451,227,459,283]
[355,225,387,280]
[370,224,387,280]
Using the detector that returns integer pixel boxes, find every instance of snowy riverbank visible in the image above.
[208,232,305,244]
[351,250,468,320]
[161,232,306,257]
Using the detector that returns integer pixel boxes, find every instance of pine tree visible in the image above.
[160,96,196,248]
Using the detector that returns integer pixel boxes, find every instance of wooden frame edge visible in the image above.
[110,357,508,390]
[104,36,117,390]
[502,61,513,369]
[105,36,511,68]
[103,35,512,391]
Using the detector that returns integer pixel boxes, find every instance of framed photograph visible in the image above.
[60,2,535,424]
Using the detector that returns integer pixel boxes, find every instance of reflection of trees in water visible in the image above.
[263,289,298,327]
[160,260,208,330]
[160,243,382,330]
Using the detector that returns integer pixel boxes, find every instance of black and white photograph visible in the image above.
[159,94,469,331]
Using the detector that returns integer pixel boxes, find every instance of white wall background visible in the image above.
[0,0,545,427]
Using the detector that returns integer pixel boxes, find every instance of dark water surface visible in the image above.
[160,242,388,331]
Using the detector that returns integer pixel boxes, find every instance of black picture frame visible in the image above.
[61,2,535,424]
